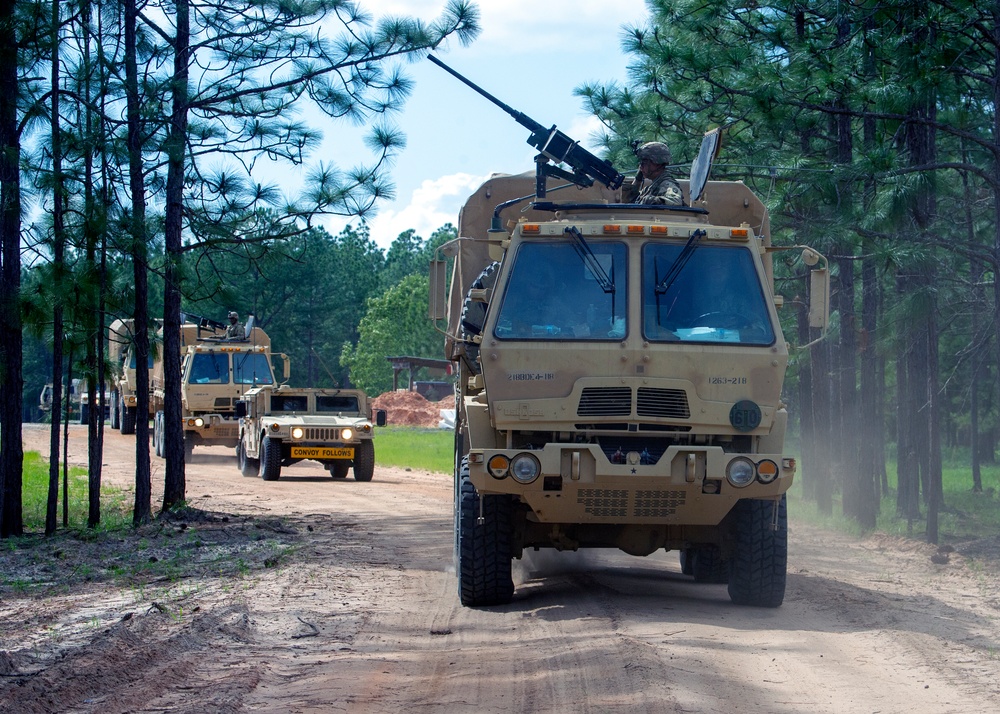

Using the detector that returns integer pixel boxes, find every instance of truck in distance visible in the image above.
[235,385,387,481]
[108,318,156,433]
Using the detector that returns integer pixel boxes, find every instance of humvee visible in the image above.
[235,385,387,481]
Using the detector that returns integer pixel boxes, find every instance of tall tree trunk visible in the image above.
[162,0,190,510]
[0,0,22,538]
[125,0,151,524]
[46,0,65,536]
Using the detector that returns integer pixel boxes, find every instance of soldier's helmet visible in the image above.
[228,311,238,321]
[636,141,672,166]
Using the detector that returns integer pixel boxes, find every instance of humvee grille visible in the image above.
[633,489,686,518]
[305,427,339,441]
[636,388,690,419]
[577,488,628,518]
[577,388,631,417]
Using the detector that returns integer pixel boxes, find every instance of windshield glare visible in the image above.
[643,244,775,345]
[494,241,627,341]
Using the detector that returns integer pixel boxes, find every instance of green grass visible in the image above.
[20,451,132,532]
[375,426,453,474]
[789,453,1000,543]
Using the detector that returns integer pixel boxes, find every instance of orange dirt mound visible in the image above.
[374,390,452,428]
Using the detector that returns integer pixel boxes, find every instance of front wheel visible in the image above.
[237,440,258,477]
[259,436,282,481]
[457,461,514,607]
[120,403,137,435]
[352,440,375,482]
[727,495,787,607]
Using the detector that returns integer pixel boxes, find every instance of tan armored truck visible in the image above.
[108,318,156,433]
[234,385,387,481]
[151,314,289,461]
[427,57,830,608]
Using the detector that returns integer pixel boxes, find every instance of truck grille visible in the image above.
[636,388,690,419]
[577,487,686,519]
[577,388,631,417]
[214,397,232,409]
[211,424,238,438]
[304,427,340,441]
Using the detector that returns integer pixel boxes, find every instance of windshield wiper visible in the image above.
[655,229,706,295]
[564,226,615,294]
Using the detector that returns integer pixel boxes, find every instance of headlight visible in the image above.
[726,457,755,488]
[291,427,304,440]
[510,453,540,484]
[193,417,204,428]
[341,428,353,441]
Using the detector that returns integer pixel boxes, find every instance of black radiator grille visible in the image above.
[577,387,632,417]
[636,388,690,419]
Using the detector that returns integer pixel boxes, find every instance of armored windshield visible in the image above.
[271,395,307,412]
[317,395,360,412]
[189,353,229,384]
[643,244,775,345]
[234,352,274,385]
[494,241,627,341]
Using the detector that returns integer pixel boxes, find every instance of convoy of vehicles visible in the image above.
[235,385,386,481]
[150,315,288,462]
[427,58,830,608]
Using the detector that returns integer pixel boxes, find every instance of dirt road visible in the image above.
[3,425,999,713]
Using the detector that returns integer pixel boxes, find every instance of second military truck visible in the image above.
[235,385,387,481]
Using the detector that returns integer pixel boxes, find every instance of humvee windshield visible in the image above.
[494,241,628,340]
[234,353,274,385]
[643,244,775,345]
[316,396,360,413]
[189,353,229,384]
[272,395,307,412]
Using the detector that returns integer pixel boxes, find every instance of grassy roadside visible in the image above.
[374,426,453,474]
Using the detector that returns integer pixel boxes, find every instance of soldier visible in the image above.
[225,311,244,339]
[624,141,685,206]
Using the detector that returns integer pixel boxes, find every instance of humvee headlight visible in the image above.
[487,455,510,479]
[510,453,540,484]
[193,417,204,428]
[756,459,779,484]
[291,427,304,440]
[341,428,353,441]
[726,457,756,488]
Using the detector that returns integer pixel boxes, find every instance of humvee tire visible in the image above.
[237,441,258,477]
[120,403,136,435]
[352,440,375,482]
[259,436,282,481]
[330,461,350,479]
[457,461,513,607]
[728,495,787,607]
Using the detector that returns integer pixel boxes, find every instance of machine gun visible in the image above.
[428,55,624,198]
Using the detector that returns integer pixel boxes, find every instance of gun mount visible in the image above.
[428,55,624,198]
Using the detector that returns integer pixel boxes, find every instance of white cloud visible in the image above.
[323,172,489,250]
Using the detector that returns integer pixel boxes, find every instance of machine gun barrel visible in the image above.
[427,55,624,193]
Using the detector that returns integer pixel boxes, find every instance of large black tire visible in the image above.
[728,495,787,607]
[459,261,500,373]
[120,403,137,435]
[683,546,729,584]
[237,440,258,477]
[329,461,350,479]
[109,392,120,430]
[184,431,195,463]
[352,440,375,482]
[259,436,282,481]
[457,460,514,607]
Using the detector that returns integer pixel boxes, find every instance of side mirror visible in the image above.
[235,401,247,419]
[809,267,830,330]
[375,409,387,427]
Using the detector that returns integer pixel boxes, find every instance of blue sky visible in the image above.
[315,0,651,249]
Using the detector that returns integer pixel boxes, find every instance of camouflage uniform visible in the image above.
[225,312,244,339]
[626,141,686,206]
[637,174,684,206]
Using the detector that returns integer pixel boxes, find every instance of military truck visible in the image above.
[108,318,157,433]
[234,385,387,481]
[151,314,289,461]
[427,57,830,608]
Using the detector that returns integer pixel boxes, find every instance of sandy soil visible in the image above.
[2,424,1000,713]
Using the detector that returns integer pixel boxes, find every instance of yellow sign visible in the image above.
[290,446,354,459]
